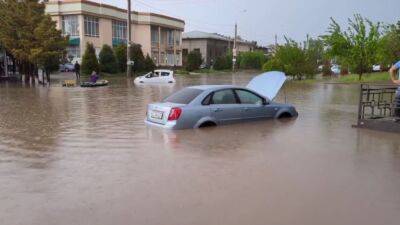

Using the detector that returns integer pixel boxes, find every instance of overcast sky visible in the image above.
[96,0,399,46]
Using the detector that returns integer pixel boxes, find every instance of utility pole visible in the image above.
[232,22,237,72]
[126,0,132,77]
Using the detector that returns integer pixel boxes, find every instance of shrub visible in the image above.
[114,44,127,73]
[262,58,284,72]
[186,51,202,71]
[129,44,145,74]
[214,52,233,71]
[81,43,99,75]
[214,56,228,70]
[99,44,118,73]
[322,62,332,76]
[144,54,156,72]
[238,51,266,70]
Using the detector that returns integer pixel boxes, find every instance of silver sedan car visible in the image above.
[145,72,298,129]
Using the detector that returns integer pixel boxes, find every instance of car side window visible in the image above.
[161,72,170,76]
[153,72,160,77]
[202,94,212,105]
[211,89,238,104]
[235,89,264,105]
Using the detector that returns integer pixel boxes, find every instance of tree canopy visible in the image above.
[81,42,99,75]
[322,14,381,79]
[0,0,67,82]
[99,44,118,74]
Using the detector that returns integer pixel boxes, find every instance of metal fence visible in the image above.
[357,84,398,122]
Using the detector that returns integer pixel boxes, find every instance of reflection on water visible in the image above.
[1,71,400,225]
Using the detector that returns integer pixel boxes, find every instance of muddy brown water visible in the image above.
[1,72,400,225]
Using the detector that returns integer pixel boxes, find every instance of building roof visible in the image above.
[182,31,231,41]
[45,0,185,29]
[182,31,256,46]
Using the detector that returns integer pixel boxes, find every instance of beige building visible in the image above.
[182,31,257,67]
[45,0,185,66]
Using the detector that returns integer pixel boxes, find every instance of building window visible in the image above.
[160,52,165,64]
[62,15,79,37]
[175,32,180,46]
[151,27,159,45]
[167,51,174,65]
[167,30,174,46]
[84,16,99,37]
[175,53,180,65]
[112,20,127,40]
[151,51,159,64]
[66,46,80,59]
[161,30,166,44]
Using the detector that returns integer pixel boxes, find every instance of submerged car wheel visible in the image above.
[278,112,293,119]
[199,121,217,128]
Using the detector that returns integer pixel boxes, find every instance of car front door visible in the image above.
[209,89,242,125]
[234,89,275,120]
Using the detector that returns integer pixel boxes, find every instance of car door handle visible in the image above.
[213,108,223,112]
[243,107,250,111]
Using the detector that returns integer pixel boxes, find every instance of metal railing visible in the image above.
[357,84,398,123]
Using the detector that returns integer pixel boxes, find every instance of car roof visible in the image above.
[188,85,240,91]
[155,69,173,73]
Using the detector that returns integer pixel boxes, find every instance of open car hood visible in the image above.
[246,71,286,100]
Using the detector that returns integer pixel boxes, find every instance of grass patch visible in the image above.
[175,69,189,75]
[335,72,390,83]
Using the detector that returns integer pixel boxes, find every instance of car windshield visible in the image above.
[163,88,204,104]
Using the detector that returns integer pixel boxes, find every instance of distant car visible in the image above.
[59,63,75,72]
[372,64,381,72]
[64,63,75,72]
[145,71,298,130]
[331,65,341,74]
[59,64,66,72]
[134,69,175,84]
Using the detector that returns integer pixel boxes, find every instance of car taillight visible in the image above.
[168,107,182,121]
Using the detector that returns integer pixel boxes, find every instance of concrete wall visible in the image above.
[182,39,208,63]
[134,24,151,57]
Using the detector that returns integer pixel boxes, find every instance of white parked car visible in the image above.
[134,70,175,84]
[372,64,381,72]
[331,65,341,74]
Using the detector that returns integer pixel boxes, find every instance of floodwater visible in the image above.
[1,72,400,225]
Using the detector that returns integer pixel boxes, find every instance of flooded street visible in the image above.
[1,72,400,225]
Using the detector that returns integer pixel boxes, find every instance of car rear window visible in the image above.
[163,88,204,104]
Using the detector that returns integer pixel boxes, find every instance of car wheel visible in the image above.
[278,112,293,119]
[199,121,217,128]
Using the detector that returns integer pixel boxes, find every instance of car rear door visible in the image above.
[209,89,242,124]
[234,89,275,120]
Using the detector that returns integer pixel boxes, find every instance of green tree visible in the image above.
[262,57,284,72]
[322,14,381,79]
[238,51,266,70]
[114,44,127,73]
[31,15,68,83]
[0,0,66,82]
[99,44,118,73]
[304,36,325,76]
[144,54,156,72]
[213,56,228,70]
[129,43,145,74]
[186,50,202,71]
[377,21,400,66]
[81,42,99,75]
